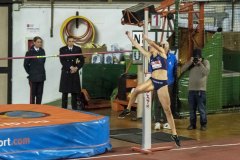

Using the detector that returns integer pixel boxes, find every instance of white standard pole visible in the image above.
[142,7,152,150]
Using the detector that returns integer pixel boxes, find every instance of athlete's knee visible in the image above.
[163,106,172,115]
[160,96,170,107]
[134,86,143,94]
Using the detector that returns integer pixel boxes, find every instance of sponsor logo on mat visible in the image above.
[0,120,50,126]
[0,137,31,147]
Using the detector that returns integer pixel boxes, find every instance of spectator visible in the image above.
[181,48,210,131]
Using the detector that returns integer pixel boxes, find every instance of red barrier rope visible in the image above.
[0,50,132,60]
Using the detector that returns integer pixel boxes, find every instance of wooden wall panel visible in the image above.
[0,74,8,104]
[0,7,8,67]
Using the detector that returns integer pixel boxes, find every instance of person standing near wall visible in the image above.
[154,41,178,130]
[24,36,46,104]
[181,48,210,131]
[59,36,84,110]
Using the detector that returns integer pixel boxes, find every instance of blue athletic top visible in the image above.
[150,54,167,71]
[167,52,177,85]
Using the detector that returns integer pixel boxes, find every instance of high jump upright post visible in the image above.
[132,7,152,153]
[132,8,151,153]
[132,7,173,153]
[142,7,152,150]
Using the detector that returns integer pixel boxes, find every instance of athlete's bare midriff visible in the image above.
[151,69,167,80]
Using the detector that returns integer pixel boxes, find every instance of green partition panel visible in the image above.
[204,33,223,112]
[82,64,125,99]
[178,74,190,113]
[223,50,240,72]
[222,72,240,107]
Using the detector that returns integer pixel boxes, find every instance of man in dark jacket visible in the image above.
[24,36,46,104]
[59,36,84,110]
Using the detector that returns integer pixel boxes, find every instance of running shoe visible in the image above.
[154,122,161,130]
[163,123,171,130]
[171,135,181,147]
[118,109,130,118]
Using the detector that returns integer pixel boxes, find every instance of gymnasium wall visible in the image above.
[12,4,139,104]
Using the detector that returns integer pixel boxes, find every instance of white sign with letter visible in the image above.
[132,31,143,46]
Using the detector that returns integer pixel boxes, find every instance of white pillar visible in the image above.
[142,8,152,150]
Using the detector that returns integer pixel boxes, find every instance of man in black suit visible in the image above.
[59,36,84,110]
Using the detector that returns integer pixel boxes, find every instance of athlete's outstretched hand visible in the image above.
[125,31,131,37]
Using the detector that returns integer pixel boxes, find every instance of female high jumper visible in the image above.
[118,31,180,147]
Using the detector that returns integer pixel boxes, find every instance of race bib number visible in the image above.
[151,60,162,69]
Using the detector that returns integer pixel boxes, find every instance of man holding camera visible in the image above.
[181,48,210,131]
